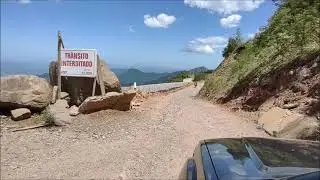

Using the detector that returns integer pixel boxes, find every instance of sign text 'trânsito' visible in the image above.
[61,49,97,77]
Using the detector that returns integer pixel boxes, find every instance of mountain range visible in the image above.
[115,66,208,86]
[35,66,209,86]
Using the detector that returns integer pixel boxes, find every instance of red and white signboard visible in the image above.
[61,49,97,77]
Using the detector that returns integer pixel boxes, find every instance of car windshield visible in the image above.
[204,138,320,180]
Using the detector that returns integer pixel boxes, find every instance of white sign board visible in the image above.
[61,49,97,77]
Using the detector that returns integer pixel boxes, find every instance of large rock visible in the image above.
[48,99,71,126]
[279,117,319,140]
[48,59,121,105]
[258,107,319,139]
[0,75,52,111]
[11,108,31,121]
[79,90,136,114]
[99,60,121,92]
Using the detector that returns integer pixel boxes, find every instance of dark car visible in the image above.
[179,137,320,180]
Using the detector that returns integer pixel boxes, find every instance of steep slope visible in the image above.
[200,0,320,118]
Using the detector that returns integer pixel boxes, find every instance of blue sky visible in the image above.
[1,0,277,73]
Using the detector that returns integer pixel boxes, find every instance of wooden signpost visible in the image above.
[97,55,106,95]
[57,31,105,100]
[57,31,63,99]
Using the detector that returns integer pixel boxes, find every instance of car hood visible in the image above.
[203,137,320,179]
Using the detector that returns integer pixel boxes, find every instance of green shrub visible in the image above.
[168,71,191,82]
[39,109,56,126]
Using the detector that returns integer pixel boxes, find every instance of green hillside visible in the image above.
[168,67,210,82]
[118,68,169,86]
[200,0,320,100]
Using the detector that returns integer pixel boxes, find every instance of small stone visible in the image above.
[92,134,99,139]
[60,92,69,99]
[10,108,31,121]
[133,102,141,107]
[311,62,318,68]
[0,115,8,119]
[55,99,69,109]
[282,103,299,109]
[298,67,311,80]
[10,165,19,170]
[69,105,79,116]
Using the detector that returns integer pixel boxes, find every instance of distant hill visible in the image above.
[167,66,211,82]
[111,68,128,76]
[38,73,49,80]
[117,66,211,86]
[118,68,169,86]
[36,66,210,86]
[188,66,209,74]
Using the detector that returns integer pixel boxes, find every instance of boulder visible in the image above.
[279,117,319,140]
[54,99,69,109]
[48,59,121,105]
[48,99,71,126]
[258,107,319,139]
[69,105,79,116]
[11,108,31,121]
[51,86,58,104]
[79,90,136,114]
[0,75,52,111]
[99,60,121,92]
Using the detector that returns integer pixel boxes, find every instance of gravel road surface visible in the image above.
[1,83,267,179]
[122,82,189,93]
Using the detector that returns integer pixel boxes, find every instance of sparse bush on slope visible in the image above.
[193,70,214,82]
[168,71,191,82]
[200,0,320,100]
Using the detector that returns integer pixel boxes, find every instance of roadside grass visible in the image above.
[32,109,56,126]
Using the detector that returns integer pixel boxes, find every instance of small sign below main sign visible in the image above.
[61,49,97,77]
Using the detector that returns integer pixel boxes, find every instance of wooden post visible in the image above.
[92,78,97,96]
[57,31,62,99]
[97,55,106,95]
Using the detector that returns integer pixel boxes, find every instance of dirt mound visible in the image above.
[218,53,319,119]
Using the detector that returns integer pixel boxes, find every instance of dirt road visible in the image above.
[1,84,267,179]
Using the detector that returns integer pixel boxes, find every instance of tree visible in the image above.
[234,28,243,46]
[222,28,243,58]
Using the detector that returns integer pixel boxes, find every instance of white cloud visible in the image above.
[129,25,135,32]
[144,13,176,28]
[184,36,228,54]
[220,14,242,28]
[18,0,31,4]
[184,0,264,15]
